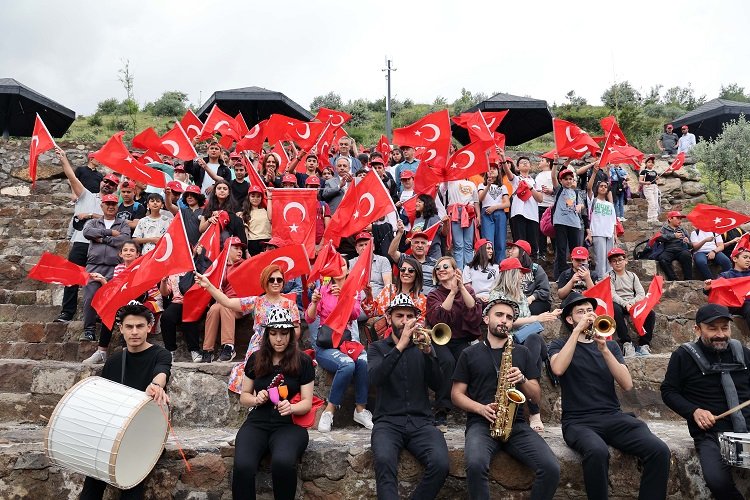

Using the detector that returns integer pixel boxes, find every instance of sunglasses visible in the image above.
[103,180,118,186]
[267,277,284,284]
[399,267,416,274]
[436,263,453,271]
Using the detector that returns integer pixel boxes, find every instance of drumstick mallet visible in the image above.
[714,399,750,421]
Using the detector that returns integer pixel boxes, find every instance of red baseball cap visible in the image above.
[265,237,285,248]
[101,194,119,204]
[607,247,626,260]
[87,152,96,160]
[166,181,183,193]
[229,152,241,159]
[507,240,531,256]
[248,185,264,194]
[120,180,135,189]
[558,168,575,180]
[499,257,530,273]
[282,173,297,184]
[305,175,321,186]
[174,165,186,172]
[103,174,120,184]
[474,238,490,251]
[355,232,372,242]
[183,185,201,196]
[667,211,686,219]
[411,231,430,241]
[369,157,385,166]
[400,170,414,180]
[571,246,589,259]
[225,236,246,248]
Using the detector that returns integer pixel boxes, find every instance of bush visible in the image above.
[149,91,188,117]
[109,117,130,132]
[87,114,103,127]
[117,98,139,115]
[96,98,119,114]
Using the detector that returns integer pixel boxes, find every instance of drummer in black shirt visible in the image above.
[549,292,670,500]
[367,293,449,499]
[661,304,750,500]
[452,297,559,500]
[80,302,171,500]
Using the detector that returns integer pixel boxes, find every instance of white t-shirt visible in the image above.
[510,176,539,221]
[72,190,102,244]
[400,189,414,203]
[690,230,723,254]
[201,162,221,193]
[103,218,116,229]
[478,183,508,209]
[445,180,478,205]
[462,264,499,298]
[587,196,617,238]
[534,170,554,207]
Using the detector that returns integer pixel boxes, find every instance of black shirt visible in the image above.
[367,335,443,425]
[230,179,249,207]
[557,268,601,294]
[661,341,750,437]
[640,168,658,185]
[101,344,172,391]
[116,202,146,223]
[548,338,624,420]
[75,166,103,194]
[244,351,315,425]
[452,340,539,428]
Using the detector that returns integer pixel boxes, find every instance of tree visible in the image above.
[601,81,641,109]
[452,88,488,114]
[661,84,705,111]
[96,98,119,114]
[149,91,189,116]
[343,99,370,127]
[564,90,587,107]
[310,92,343,113]
[692,115,750,202]
[719,83,750,103]
[117,59,138,136]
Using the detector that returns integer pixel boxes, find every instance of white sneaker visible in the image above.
[318,411,334,433]
[638,345,651,356]
[82,350,107,365]
[622,342,636,358]
[353,408,374,430]
[191,351,202,363]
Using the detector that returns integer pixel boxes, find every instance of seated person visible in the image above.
[704,242,750,327]
[556,246,600,300]
[690,229,732,280]
[657,211,693,281]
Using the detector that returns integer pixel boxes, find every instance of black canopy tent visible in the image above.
[196,86,312,124]
[671,98,750,141]
[0,78,76,138]
[451,92,553,146]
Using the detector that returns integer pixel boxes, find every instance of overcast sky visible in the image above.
[3,0,749,117]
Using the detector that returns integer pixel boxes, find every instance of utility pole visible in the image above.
[382,56,396,141]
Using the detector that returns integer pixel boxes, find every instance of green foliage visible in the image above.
[601,81,641,109]
[452,88,489,115]
[148,91,188,116]
[343,99,370,127]
[118,59,138,136]
[661,84,705,111]
[109,117,130,132]
[692,115,750,202]
[564,90,587,107]
[719,83,750,102]
[310,92,343,113]
[96,98,119,115]
[87,114,103,127]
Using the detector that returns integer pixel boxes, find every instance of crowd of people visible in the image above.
[48,123,750,500]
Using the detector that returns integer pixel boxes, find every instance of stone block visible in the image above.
[0,360,34,392]
[19,323,45,343]
[30,365,82,395]
[181,454,226,488]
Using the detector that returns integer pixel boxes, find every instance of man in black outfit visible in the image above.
[452,297,560,500]
[75,153,104,193]
[661,304,750,499]
[79,302,171,500]
[549,292,670,500]
[182,141,232,193]
[367,294,449,499]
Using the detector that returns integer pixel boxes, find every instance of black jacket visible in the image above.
[183,157,232,187]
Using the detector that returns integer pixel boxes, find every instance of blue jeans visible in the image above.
[480,209,506,264]
[314,346,369,407]
[614,192,625,218]
[451,218,475,270]
[694,251,732,280]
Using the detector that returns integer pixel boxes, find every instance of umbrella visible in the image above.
[0,78,76,138]
[196,86,312,125]
[672,98,750,141]
[451,92,553,146]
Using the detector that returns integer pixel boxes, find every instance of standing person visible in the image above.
[370,155,399,203]
[132,194,171,254]
[368,294,450,499]
[452,297,560,500]
[116,180,146,231]
[506,240,552,316]
[534,156,555,260]
[639,156,660,224]
[330,136,363,174]
[389,220,438,294]
[287,150,320,187]
[199,180,247,249]
[657,211,693,281]
[586,177,618,274]
[398,170,416,202]
[479,163,510,261]
[231,307,314,500]
[443,178,481,270]
[549,292,671,500]
[389,147,404,173]
[164,184,204,247]
[661,304,750,500]
[657,124,679,157]
[677,125,697,155]
[230,159,250,207]
[321,157,353,213]
[75,153,104,194]
[504,157,543,258]
[690,229,732,280]
[551,166,585,279]
[426,256,483,431]
[239,186,272,256]
[608,163,629,221]
[303,176,331,248]
[183,141,232,194]
[77,302,171,500]
[462,239,499,303]
[394,145,419,191]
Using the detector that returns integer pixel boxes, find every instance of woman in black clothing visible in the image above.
[199,180,247,251]
[232,307,314,500]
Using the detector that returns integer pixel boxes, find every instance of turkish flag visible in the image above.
[375,135,392,161]
[235,119,268,155]
[708,277,750,308]
[28,114,56,187]
[599,116,629,147]
[323,170,397,245]
[583,278,615,317]
[241,155,268,207]
[452,110,508,144]
[160,122,199,161]
[392,110,452,166]
[139,149,164,165]
[323,239,373,346]
[605,144,644,168]
[92,255,152,329]
[28,252,89,286]
[132,127,171,156]
[687,204,750,234]
[315,124,338,167]
[92,132,167,188]
[228,244,311,297]
[199,105,241,141]
[314,107,352,128]
[442,141,492,182]
[235,112,250,137]
[273,117,326,151]
[553,118,600,159]
[413,162,442,199]
[309,240,346,283]
[631,276,663,336]
[488,133,507,164]
[198,222,222,262]
[271,188,319,254]
[182,243,231,322]
[181,109,203,140]
[130,211,195,288]
[668,152,686,172]
[271,141,291,172]
[405,220,442,255]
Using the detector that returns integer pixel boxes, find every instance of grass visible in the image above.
[63,113,178,142]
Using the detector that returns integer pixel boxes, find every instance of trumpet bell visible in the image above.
[593,315,616,337]
[430,323,452,346]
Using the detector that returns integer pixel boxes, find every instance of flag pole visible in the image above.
[176,211,197,273]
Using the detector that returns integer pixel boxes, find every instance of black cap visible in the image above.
[696,304,734,325]
[560,291,598,321]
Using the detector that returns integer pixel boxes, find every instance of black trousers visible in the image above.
[79,476,144,500]
[729,302,750,330]
[465,422,560,500]
[510,215,539,257]
[160,303,200,352]
[658,248,693,281]
[553,224,582,280]
[613,303,655,346]
[694,432,746,500]
[61,241,89,317]
[529,299,551,316]
[371,419,449,499]
[434,337,471,411]
[519,333,547,416]
[562,412,670,500]
[232,419,308,500]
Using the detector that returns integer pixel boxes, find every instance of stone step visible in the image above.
[0,421,742,499]
[0,227,68,239]
[0,304,64,323]
[0,239,70,256]
[0,289,61,307]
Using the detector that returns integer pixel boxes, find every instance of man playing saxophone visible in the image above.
[549,292,670,500]
[452,297,560,500]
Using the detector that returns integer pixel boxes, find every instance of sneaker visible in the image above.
[218,344,236,362]
[434,411,448,433]
[200,350,213,363]
[170,351,175,362]
[637,345,651,356]
[318,411,334,433]
[54,312,73,323]
[79,329,96,342]
[622,342,636,358]
[191,351,203,363]
[353,409,374,430]
[620,217,627,222]
[82,350,106,365]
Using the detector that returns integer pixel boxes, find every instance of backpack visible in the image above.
[633,233,665,260]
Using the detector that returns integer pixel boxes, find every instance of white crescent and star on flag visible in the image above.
[353,193,375,219]
[283,202,307,233]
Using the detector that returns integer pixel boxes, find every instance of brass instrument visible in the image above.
[490,332,527,441]
[584,314,616,341]
[412,323,451,351]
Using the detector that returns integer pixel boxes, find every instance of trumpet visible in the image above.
[584,314,616,340]
[412,323,451,351]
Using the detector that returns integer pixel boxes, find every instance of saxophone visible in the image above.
[490,331,527,441]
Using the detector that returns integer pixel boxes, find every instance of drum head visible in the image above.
[113,399,168,489]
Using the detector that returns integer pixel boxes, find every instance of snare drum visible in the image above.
[719,432,750,469]
[45,376,168,489]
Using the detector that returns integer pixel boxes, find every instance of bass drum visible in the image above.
[45,376,168,489]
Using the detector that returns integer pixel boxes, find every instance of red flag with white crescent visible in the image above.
[197,222,221,262]
[27,252,89,287]
[308,240,346,284]
[271,188,319,255]
[181,243,231,322]
[452,110,508,144]
[139,149,164,165]
[553,118,600,159]
[392,110,452,167]
[687,204,750,234]
[160,122,199,161]
[668,152,686,172]
[631,276,663,336]
[199,105,241,141]
[132,127,171,156]
[227,244,311,297]
[180,109,203,140]
[314,107,352,128]
[375,135,392,162]
[241,155,268,207]
[130,211,195,288]
[442,141,492,182]
[92,132,167,188]
[28,114,56,186]
[583,278,615,317]
[92,255,151,329]
[708,277,750,308]
[235,119,268,155]
[599,116,629,147]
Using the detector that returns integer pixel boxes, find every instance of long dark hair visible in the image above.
[203,180,237,217]
[515,247,534,269]
[253,326,300,378]
[416,194,438,221]
[467,241,493,271]
[483,164,503,187]
[389,148,403,167]
[396,255,423,295]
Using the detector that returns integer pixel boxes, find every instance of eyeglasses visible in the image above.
[436,263,452,271]
[399,267,416,274]
[610,257,626,263]
[267,277,284,284]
